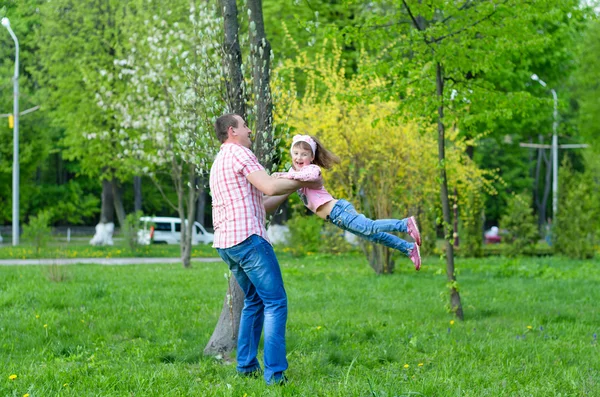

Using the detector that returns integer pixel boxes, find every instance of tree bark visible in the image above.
[436,63,464,320]
[221,0,246,118]
[196,176,206,226]
[111,178,126,228]
[134,175,143,213]
[204,277,244,357]
[100,178,115,224]
[205,0,275,358]
[248,0,274,171]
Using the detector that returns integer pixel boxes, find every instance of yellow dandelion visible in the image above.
[81,319,85,323]
[43,324,48,328]
[527,325,533,330]
[63,383,69,387]
[450,320,455,325]
[24,394,30,397]
[9,374,17,380]
[316,326,322,330]
[418,363,424,367]
[243,394,247,397]
[35,314,40,319]
[403,364,409,369]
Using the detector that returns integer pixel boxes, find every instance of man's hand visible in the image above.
[301,175,323,190]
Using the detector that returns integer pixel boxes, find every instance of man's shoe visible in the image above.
[409,244,421,271]
[407,216,422,246]
[267,374,288,386]
[238,369,262,379]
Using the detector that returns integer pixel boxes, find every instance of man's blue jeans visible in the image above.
[329,199,414,255]
[216,235,288,384]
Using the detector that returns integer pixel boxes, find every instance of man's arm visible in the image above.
[246,170,322,196]
[263,193,291,214]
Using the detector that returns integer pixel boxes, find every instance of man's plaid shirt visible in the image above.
[209,143,270,248]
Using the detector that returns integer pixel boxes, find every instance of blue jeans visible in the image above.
[328,199,414,256]
[216,235,287,385]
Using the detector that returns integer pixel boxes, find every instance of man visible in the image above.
[209,114,321,385]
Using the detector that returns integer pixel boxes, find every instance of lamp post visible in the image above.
[531,74,558,220]
[2,17,20,246]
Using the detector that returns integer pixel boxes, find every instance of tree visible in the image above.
[274,40,492,274]
[104,2,225,267]
[204,0,279,358]
[344,0,586,319]
[36,0,136,230]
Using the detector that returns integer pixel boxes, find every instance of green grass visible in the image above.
[1,254,598,396]
[0,241,218,260]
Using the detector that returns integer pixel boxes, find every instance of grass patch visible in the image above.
[0,254,598,396]
[0,241,218,260]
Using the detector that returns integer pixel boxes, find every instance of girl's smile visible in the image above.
[291,146,314,170]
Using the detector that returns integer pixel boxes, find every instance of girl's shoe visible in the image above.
[409,244,421,271]
[407,216,422,246]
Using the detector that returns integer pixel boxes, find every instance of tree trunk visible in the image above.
[221,0,246,118]
[248,0,274,171]
[111,178,126,228]
[100,178,115,224]
[453,187,459,248]
[436,63,464,320]
[205,0,274,358]
[196,175,207,226]
[204,277,244,357]
[365,243,394,274]
[134,175,143,213]
[176,163,198,269]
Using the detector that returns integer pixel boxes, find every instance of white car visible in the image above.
[137,216,214,245]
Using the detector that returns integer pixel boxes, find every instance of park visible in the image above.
[1,0,599,396]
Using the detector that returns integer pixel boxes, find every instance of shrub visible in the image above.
[285,213,323,257]
[22,210,53,256]
[553,161,598,259]
[122,211,144,254]
[499,193,538,257]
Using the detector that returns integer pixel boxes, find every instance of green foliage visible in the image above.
[21,210,53,256]
[553,158,599,259]
[320,221,355,255]
[459,191,484,258]
[574,16,600,149]
[0,255,599,395]
[121,211,144,253]
[500,193,539,256]
[284,213,323,257]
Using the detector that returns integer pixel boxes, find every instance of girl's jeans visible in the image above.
[217,235,287,385]
[328,199,414,256]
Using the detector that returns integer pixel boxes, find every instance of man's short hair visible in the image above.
[215,114,239,143]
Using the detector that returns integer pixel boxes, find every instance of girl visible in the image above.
[274,134,422,270]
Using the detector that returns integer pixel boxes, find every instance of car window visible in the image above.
[155,222,171,232]
[175,223,181,232]
[195,225,204,235]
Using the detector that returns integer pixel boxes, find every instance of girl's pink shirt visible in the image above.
[278,164,335,212]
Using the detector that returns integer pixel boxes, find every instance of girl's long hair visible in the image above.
[293,136,340,169]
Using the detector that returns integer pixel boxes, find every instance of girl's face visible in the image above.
[291,145,314,170]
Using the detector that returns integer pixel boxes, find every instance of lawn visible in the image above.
[1,253,598,396]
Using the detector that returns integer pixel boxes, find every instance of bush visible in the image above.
[553,161,598,259]
[460,191,484,257]
[285,213,323,256]
[499,193,538,257]
[22,210,53,256]
[122,211,144,253]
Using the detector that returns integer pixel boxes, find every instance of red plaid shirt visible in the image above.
[209,143,269,248]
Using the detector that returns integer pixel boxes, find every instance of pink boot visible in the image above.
[407,216,421,246]
[409,244,421,271]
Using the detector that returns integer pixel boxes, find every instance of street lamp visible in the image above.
[2,17,20,246]
[531,73,558,220]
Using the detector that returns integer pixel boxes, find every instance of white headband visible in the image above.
[291,135,317,156]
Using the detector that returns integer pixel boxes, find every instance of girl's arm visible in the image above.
[285,165,322,182]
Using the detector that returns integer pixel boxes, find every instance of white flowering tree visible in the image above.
[96,3,226,267]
